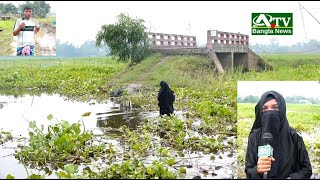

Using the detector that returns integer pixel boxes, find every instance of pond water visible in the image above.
[0,93,236,179]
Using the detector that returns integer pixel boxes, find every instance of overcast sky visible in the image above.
[4,1,320,47]
[237,81,320,98]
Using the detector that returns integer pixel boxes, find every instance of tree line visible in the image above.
[250,38,320,54]
[238,95,320,104]
[56,40,110,57]
[0,1,51,18]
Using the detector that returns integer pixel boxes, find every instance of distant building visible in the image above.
[299,100,311,104]
[46,12,56,17]
[0,13,11,21]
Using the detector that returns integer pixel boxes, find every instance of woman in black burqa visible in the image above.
[245,90,312,179]
[157,81,175,116]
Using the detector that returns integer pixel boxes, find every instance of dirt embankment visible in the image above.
[35,22,56,56]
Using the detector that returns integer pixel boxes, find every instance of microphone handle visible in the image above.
[263,172,268,179]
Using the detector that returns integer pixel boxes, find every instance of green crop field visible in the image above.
[0,18,15,55]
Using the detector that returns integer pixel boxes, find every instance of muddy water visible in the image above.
[0,94,236,179]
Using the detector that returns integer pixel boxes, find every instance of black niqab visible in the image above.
[249,91,294,178]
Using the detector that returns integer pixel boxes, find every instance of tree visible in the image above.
[96,13,151,64]
[19,1,50,18]
[2,3,18,14]
[33,1,50,18]
[56,40,77,57]
[56,40,110,57]
[243,95,259,103]
[18,1,33,14]
[0,3,5,13]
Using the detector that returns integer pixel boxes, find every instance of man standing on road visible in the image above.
[13,6,40,56]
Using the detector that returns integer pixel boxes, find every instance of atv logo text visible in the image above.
[252,13,293,35]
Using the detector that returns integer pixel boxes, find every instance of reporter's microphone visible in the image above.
[21,17,25,30]
[257,133,273,179]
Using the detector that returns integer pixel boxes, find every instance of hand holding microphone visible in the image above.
[257,133,274,178]
[257,156,275,173]
[20,17,26,30]
[19,23,26,30]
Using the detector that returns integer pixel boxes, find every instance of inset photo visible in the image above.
[0,1,56,56]
[237,81,320,179]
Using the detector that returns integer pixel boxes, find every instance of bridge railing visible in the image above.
[206,30,249,50]
[146,32,197,48]
[0,13,20,20]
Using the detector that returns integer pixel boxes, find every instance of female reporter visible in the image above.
[245,91,312,179]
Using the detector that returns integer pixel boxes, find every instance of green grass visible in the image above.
[114,54,162,85]
[0,56,124,68]
[0,57,126,101]
[259,53,320,69]
[113,53,222,90]
[286,103,320,113]
[227,64,320,81]
[237,103,320,133]
[0,18,15,55]
[37,17,56,26]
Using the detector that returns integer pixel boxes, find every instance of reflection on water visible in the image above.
[0,93,186,137]
[96,101,142,129]
[96,100,185,132]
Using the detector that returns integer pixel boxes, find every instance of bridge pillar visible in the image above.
[216,52,233,70]
[234,52,249,70]
[231,52,234,70]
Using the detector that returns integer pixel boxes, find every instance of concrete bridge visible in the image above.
[146,30,267,73]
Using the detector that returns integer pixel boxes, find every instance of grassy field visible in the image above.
[0,19,15,55]
[0,56,122,68]
[37,16,56,26]
[259,53,320,69]
[237,103,320,178]
[112,54,217,89]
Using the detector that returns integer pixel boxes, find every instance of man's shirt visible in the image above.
[13,17,40,47]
